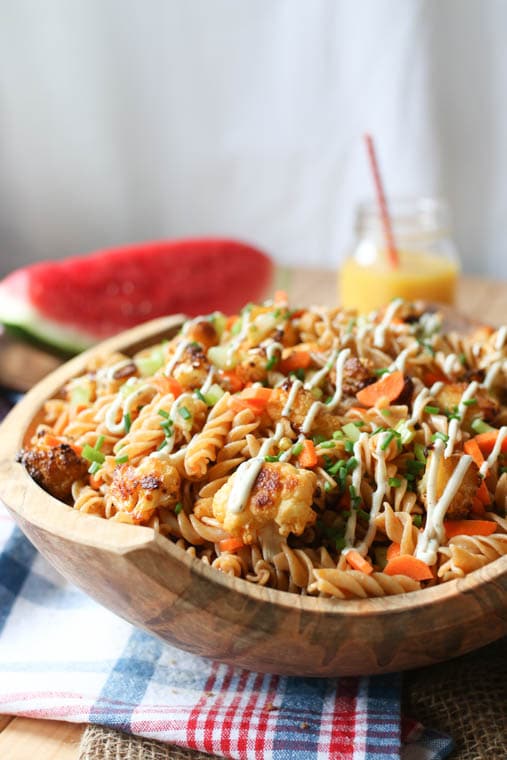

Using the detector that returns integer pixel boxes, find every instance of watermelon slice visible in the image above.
[0,238,273,353]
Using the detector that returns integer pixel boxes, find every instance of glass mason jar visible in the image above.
[339,197,460,313]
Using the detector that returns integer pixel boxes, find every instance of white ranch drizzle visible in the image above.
[344,432,369,547]
[373,298,403,348]
[104,384,157,435]
[389,344,417,374]
[494,325,507,351]
[169,392,195,426]
[483,360,503,390]
[416,441,472,565]
[301,348,351,435]
[96,358,136,385]
[304,349,338,389]
[444,381,479,458]
[226,308,253,363]
[165,339,191,377]
[346,431,389,557]
[409,381,444,425]
[282,379,303,417]
[200,366,215,395]
[443,353,461,377]
[226,422,285,514]
[479,425,507,477]
[265,341,284,361]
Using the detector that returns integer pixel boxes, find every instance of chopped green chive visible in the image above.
[335,536,347,552]
[345,457,358,473]
[424,405,439,415]
[82,444,105,464]
[88,461,102,475]
[266,356,278,371]
[412,514,423,527]
[374,368,390,376]
[312,434,327,445]
[371,426,387,436]
[324,481,332,492]
[381,408,392,417]
[158,408,170,418]
[500,466,507,475]
[353,421,364,428]
[319,441,336,449]
[290,368,305,382]
[292,442,304,456]
[123,412,131,432]
[95,435,105,451]
[194,389,206,403]
[458,353,467,367]
[333,430,344,440]
[388,477,401,488]
[344,440,354,454]
[380,431,396,450]
[463,398,478,407]
[179,406,192,421]
[356,508,370,522]
[414,443,427,463]
[431,432,449,443]
[174,502,183,515]
[115,454,129,464]
[264,455,280,462]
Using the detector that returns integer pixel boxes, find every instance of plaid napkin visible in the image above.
[0,402,453,760]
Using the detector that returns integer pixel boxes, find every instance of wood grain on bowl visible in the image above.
[0,315,506,677]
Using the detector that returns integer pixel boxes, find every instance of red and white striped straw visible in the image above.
[363,134,399,269]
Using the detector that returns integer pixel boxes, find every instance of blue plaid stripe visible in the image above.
[89,628,163,729]
[272,676,332,758]
[364,674,401,759]
[0,527,38,634]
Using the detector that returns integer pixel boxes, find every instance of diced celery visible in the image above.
[208,345,236,370]
[342,422,360,442]
[396,420,416,445]
[136,346,165,377]
[210,311,227,338]
[471,418,495,435]
[203,383,226,406]
[70,381,91,406]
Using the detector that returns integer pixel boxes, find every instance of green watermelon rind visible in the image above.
[0,286,96,354]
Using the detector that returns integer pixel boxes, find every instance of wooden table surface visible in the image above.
[0,269,505,759]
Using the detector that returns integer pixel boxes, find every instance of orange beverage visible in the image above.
[339,198,460,313]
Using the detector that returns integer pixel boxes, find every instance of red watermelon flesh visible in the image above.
[0,238,273,345]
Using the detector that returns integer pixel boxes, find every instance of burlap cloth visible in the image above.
[78,637,506,760]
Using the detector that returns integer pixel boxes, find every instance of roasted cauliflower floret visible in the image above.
[184,319,218,350]
[172,343,211,389]
[17,439,88,502]
[267,383,342,439]
[433,383,499,427]
[420,452,480,520]
[109,459,180,522]
[212,461,317,544]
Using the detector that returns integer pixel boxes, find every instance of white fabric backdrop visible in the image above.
[0,0,506,277]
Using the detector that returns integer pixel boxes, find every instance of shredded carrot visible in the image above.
[279,350,312,374]
[273,290,288,305]
[464,438,486,470]
[356,370,405,408]
[384,554,433,581]
[229,387,273,415]
[298,439,318,468]
[42,434,62,448]
[220,370,245,393]
[89,473,102,490]
[218,537,245,553]
[476,478,490,506]
[53,411,69,436]
[386,542,401,561]
[473,430,507,456]
[444,519,496,539]
[345,550,373,575]
[152,375,183,398]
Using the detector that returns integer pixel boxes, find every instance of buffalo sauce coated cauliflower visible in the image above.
[212,461,317,544]
[110,458,180,522]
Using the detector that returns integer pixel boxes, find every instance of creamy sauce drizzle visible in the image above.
[416,442,472,565]
[374,298,403,348]
[479,425,507,476]
[165,339,191,377]
[349,432,389,556]
[301,349,351,434]
[494,325,507,351]
[483,360,503,390]
[105,384,156,435]
[200,367,215,395]
[344,432,369,547]
[444,381,478,458]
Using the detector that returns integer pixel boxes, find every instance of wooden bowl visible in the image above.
[0,316,506,677]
